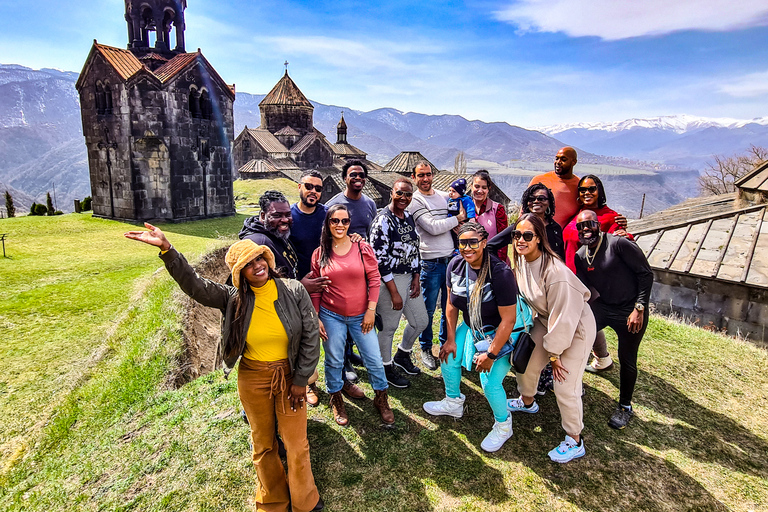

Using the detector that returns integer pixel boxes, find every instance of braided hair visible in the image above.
[458,222,491,333]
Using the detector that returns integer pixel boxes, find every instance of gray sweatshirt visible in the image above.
[406,188,459,260]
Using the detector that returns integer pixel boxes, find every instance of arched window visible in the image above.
[189,87,201,118]
[95,82,106,115]
[142,7,155,47]
[200,90,212,120]
[104,81,113,115]
[162,9,175,51]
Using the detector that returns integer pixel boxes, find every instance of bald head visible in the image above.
[576,209,597,223]
[554,147,577,177]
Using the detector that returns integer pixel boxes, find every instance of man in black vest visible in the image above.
[573,210,654,430]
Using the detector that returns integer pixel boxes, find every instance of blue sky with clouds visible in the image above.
[1,0,767,126]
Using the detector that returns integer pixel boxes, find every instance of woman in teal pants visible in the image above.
[422,223,522,452]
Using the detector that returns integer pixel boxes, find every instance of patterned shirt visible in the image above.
[369,208,421,281]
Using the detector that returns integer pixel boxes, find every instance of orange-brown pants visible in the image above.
[238,358,319,512]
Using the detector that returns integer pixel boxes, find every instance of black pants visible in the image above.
[591,300,648,407]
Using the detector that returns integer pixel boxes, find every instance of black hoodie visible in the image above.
[239,217,299,279]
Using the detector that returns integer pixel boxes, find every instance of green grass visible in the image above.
[1,213,767,511]
[233,178,300,215]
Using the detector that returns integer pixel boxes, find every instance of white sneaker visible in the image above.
[480,415,513,452]
[423,394,465,419]
[548,435,586,463]
[585,355,614,373]
[507,396,539,413]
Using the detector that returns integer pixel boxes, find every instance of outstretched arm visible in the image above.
[124,222,172,251]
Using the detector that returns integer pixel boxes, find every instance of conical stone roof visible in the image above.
[260,71,313,108]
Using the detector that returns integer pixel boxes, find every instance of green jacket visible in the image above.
[159,248,320,386]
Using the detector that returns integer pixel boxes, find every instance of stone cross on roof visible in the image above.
[284,60,289,72]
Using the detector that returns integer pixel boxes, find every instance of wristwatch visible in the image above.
[487,351,499,360]
[634,303,645,312]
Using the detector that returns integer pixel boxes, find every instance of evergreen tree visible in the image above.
[30,202,38,215]
[46,192,54,216]
[4,190,15,218]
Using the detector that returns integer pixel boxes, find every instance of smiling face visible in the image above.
[513,219,542,262]
[241,254,270,287]
[328,209,351,241]
[458,229,486,268]
[391,181,414,214]
[578,177,598,208]
[554,147,577,177]
[576,210,600,247]
[345,165,366,194]
[299,176,323,207]
[411,164,433,193]
[527,189,550,218]
[472,176,489,204]
[261,200,292,240]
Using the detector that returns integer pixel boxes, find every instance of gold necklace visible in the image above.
[585,233,603,267]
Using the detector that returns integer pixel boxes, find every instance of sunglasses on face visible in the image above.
[512,230,535,242]
[576,220,600,231]
[528,195,549,204]
[302,183,323,192]
[329,217,351,226]
[393,190,413,198]
[578,185,598,194]
[347,172,366,179]
[457,238,482,250]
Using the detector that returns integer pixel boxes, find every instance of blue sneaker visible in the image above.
[548,435,585,463]
[507,396,539,413]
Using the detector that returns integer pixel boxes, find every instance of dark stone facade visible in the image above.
[76,0,235,222]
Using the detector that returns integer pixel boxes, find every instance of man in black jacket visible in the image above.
[574,210,654,430]
[239,190,299,279]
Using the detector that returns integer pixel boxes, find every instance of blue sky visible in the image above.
[1,0,767,126]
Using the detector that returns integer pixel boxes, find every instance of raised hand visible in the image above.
[124,222,171,251]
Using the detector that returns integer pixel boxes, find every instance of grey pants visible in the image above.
[376,273,430,363]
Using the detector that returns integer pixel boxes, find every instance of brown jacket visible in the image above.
[159,248,320,386]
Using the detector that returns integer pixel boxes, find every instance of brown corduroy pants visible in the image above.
[238,358,319,512]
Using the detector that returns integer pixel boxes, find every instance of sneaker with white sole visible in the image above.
[480,415,513,452]
[421,349,438,371]
[548,435,585,463]
[423,394,465,418]
[507,396,539,413]
[585,355,614,373]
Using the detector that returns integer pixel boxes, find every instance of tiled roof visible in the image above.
[239,158,301,174]
[290,132,318,154]
[628,194,768,288]
[247,128,290,154]
[382,151,438,175]
[260,71,313,108]
[154,52,199,82]
[94,44,145,80]
[139,53,169,62]
[734,161,768,192]
[331,143,366,157]
[337,114,347,129]
[274,126,301,136]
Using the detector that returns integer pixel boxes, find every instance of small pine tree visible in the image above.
[4,190,15,218]
[30,202,38,215]
[46,192,54,216]
[81,196,92,212]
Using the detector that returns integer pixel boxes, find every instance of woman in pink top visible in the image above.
[471,170,509,263]
[310,204,394,427]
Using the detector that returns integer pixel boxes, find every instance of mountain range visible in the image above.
[1,63,764,218]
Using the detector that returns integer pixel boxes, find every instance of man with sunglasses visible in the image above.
[573,210,654,430]
[407,160,467,371]
[326,160,377,238]
[291,171,330,282]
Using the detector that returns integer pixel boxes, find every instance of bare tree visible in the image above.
[454,151,467,174]
[699,145,768,195]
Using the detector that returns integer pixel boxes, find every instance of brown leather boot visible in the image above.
[342,381,365,399]
[329,391,349,426]
[305,383,320,407]
[373,389,395,425]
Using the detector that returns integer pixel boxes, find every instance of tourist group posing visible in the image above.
[125,150,653,512]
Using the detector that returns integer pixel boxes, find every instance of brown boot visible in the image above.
[329,391,349,426]
[373,389,395,425]
[306,383,320,407]
[342,381,365,399]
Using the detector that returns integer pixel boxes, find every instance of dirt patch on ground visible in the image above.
[171,246,231,387]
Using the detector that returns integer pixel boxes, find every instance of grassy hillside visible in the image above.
[1,212,767,512]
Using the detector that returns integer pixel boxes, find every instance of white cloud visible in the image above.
[494,0,768,40]
[719,70,768,98]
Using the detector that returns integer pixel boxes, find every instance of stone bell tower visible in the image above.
[125,0,186,56]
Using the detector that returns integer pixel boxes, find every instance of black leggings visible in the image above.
[591,300,648,407]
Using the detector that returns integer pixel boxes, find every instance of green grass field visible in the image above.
[1,211,767,512]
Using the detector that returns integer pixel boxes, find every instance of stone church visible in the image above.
[75,0,235,221]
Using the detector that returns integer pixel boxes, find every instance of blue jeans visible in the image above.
[319,307,388,394]
[442,323,512,423]
[419,258,448,351]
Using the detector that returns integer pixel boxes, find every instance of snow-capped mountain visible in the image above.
[535,114,768,136]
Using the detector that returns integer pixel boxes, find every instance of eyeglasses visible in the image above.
[329,217,351,226]
[457,238,481,250]
[578,185,598,194]
[576,220,600,231]
[302,183,323,192]
[347,172,366,179]
[512,230,535,242]
[393,190,413,198]
[528,195,549,203]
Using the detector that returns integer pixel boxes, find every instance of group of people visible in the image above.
[125,149,654,511]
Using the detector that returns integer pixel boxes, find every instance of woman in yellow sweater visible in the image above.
[125,223,324,512]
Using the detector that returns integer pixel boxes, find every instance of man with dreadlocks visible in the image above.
[422,223,522,453]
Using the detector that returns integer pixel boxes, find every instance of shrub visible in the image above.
[81,196,93,211]
[33,203,48,216]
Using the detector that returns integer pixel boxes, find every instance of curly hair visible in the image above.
[521,182,556,220]
[342,159,368,179]
[258,190,288,212]
[578,174,607,209]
